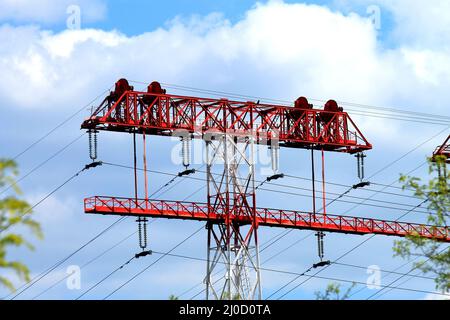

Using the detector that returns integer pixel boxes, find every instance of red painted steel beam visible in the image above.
[81,91,372,154]
[84,196,449,242]
[432,134,450,163]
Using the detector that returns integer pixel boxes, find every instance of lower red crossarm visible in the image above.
[84,196,449,242]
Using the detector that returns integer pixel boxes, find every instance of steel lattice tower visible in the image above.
[81,79,450,300]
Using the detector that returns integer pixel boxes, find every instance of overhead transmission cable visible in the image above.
[128,80,450,126]
[104,162,434,217]
[12,87,111,160]
[10,161,198,299]
[30,165,199,299]
[31,230,137,300]
[0,133,86,196]
[366,245,450,300]
[147,250,450,299]
[1,161,103,235]
[267,126,449,299]
[99,226,204,300]
[73,165,204,300]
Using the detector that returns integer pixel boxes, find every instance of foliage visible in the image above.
[168,294,179,300]
[0,158,43,292]
[393,156,449,292]
[315,282,356,300]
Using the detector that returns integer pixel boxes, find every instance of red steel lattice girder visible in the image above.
[81,91,372,154]
[84,196,449,242]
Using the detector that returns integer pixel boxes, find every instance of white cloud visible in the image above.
[26,192,77,225]
[0,0,106,24]
[374,0,450,49]
[0,0,448,152]
[0,1,447,113]
[337,0,450,49]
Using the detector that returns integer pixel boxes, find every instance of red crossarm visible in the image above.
[432,134,450,163]
[81,91,372,153]
[84,196,449,242]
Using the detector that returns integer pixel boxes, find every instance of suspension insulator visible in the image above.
[270,145,280,174]
[355,152,366,181]
[316,231,325,261]
[137,217,148,250]
[181,136,191,168]
[88,129,98,161]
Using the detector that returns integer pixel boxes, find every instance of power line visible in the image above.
[197,169,426,207]
[0,133,85,196]
[104,161,423,202]
[60,165,203,300]
[283,174,421,200]
[369,126,448,180]
[10,216,124,299]
[29,166,200,299]
[332,262,435,281]
[76,254,137,300]
[366,245,449,300]
[103,162,434,217]
[282,127,447,298]
[96,160,436,299]
[103,138,442,299]
[260,182,374,299]
[347,109,450,126]
[273,199,429,299]
[1,161,103,235]
[180,178,359,299]
[346,257,421,299]
[267,127,449,298]
[12,88,111,161]
[257,186,431,215]
[179,227,314,300]
[9,160,200,299]
[146,250,450,299]
[31,230,137,300]
[129,80,450,126]
[30,165,202,300]
[101,226,204,300]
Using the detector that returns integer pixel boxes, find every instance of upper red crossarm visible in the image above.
[81,91,372,153]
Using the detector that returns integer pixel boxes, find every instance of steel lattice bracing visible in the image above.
[84,197,449,241]
[204,134,261,299]
[81,90,372,153]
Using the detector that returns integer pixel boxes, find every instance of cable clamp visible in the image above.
[312,260,331,269]
[267,173,284,182]
[352,181,370,189]
[135,250,152,259]
[178,168,196,177]
[84,161,103,170]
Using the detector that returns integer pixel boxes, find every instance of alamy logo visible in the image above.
[66,5,81,30]
[366,264,381,289]
[66,265,81,290]
[367,5,381,30]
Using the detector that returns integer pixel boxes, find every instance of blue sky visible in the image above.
[0,0,449,300]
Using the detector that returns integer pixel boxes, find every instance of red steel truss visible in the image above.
[432,134,450,163]
[81,90,372,153]
[84,196,449,241]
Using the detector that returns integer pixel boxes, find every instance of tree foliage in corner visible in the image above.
[315,282,356,300]
[394,156,449,292]
[0,158,43,292]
